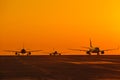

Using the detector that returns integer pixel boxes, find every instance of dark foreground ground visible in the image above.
[0,55,120,80]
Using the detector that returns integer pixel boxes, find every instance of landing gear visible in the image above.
[15,52,18,55]
[101,51,104,54]
[49,53,61,56]
[97,52,100,55]
[15,52,20,56]
[89,53,91,55]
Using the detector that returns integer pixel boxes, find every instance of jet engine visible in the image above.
[15,52,18,55]
[59,53,61,55]
[28,52,31,55]
[27,52,31,56]
[101,51,104,54]
[86,51,90,55]
[50,53,52,56]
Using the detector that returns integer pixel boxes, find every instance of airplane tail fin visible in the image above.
[90,39,93,48]
[23,43,25,49]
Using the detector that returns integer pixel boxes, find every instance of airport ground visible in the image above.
[0,55,120,80]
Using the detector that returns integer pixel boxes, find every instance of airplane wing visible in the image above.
[68,49,87,51]
[102,47,119,51]
[27,50,43,52]
[102,48,119,51]
[4,50,20,52]
[80,46,90,49]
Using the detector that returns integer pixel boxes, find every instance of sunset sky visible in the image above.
[0,0,120,55]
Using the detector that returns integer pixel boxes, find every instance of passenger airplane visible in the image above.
[69,39,118,55]
[5,48,42,56]
[49,51,61,56]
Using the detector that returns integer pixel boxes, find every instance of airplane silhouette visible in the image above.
[69,39,119,55]
[49,51,61,56]
[5,48,42,56]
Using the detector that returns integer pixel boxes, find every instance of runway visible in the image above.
[0,55,120,80]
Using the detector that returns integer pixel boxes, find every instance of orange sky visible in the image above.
[0,0,120,55]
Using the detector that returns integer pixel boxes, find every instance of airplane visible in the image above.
[49,51,61,56]
[69,39,119,55]
[4,48,42,56]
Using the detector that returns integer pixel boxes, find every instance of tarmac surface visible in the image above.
[0,55,120,80]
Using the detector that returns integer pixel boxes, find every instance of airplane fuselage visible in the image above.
[89,47,100,53]
[20,49,27,54]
